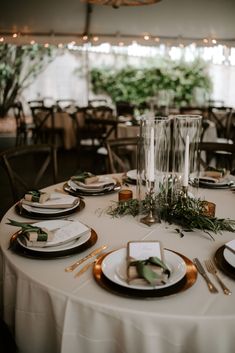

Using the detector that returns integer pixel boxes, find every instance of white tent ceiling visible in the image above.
[1,0,235,46]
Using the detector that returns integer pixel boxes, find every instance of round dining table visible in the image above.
[0,177,235,353]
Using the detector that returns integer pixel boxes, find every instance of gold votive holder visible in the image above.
[118,189,133,202]
[202,201,216,218]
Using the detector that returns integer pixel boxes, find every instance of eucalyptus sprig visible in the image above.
[7,219,41,233]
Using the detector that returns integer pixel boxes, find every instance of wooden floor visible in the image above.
[0,135,107,220]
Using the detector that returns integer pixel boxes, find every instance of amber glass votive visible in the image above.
[202,201,216,218]
[118,189,133,202]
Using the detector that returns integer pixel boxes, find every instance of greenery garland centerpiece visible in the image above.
[106,190,235,239]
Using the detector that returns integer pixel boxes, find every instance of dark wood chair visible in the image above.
[207,106,233,139]
[116,101,135,118]
[12,102,35,146]
[0,144,58,202]
[30,106,64,146]
[105,137,139,173]
[198,141,235,171]
[76,106,118,150]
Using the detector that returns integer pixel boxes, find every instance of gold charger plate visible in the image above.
[9,228,97,259]
[15,199,85,220]
[93,249,197,298]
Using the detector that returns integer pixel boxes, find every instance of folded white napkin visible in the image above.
[70,176,115,191]
[24,220,91,248]
[22,192,79,209]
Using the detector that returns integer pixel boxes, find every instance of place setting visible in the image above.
[191,169,235,189]
[7,218,98,259]
[15,190,85,219]
[93,240,198,298]
[123,169,138,185]
[63,171,121,196]
[214,239,235,280]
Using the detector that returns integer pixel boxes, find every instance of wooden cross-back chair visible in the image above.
[198,142,235,171]
[207,106,233,140]
[76,106,118,150]
[105,137,139,173]
[0,144,58,202]
[12,101,35,146]
[30,105,64,146]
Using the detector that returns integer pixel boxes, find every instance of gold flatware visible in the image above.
[205,259,232,295]
[74,259,98,278]
[193,258,218,293]
[64,245,107,272]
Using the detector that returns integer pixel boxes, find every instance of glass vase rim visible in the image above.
[140,115,170,123]
[174,114,202,121]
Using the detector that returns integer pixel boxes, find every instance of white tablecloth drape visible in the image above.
[0,181,235,353]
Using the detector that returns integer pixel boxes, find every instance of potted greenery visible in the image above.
[0,43,54,118]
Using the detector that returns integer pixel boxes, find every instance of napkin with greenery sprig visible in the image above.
[71,172,99,185]
[128,256,171,286]
[7,219,53,247]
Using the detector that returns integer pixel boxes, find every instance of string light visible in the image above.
[44,43,49,48]
[0,31,234,49]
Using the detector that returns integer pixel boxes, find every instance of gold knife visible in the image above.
[74,259,97,278]
[193,258,218,293]
[65,245,107,272]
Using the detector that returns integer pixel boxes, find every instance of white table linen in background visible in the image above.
[117,121,217,142]
[0,179,235,353]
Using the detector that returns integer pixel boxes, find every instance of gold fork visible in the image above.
[205,259,232,295]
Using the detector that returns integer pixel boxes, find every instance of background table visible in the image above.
[0,180,235,353]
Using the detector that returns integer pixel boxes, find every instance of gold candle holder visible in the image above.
[140,186,160,226]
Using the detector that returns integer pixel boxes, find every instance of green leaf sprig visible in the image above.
[129,256,170,286]
[71,172,95,183]
[7,219,48,241]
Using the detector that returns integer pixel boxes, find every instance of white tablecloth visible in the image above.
[0,180,235,353]
[118,121,217,142]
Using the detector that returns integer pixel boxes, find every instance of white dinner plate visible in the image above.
[101,248,187,290]
[198,179,232,188]
[126,169,137,180]
[223,248,235,268]
[22,199,80,214]
[17,220,91,252]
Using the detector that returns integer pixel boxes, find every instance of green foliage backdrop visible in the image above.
[90,59,212,107]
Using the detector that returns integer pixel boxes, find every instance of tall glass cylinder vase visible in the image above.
[171,115,202,200]
[137,116,171,226]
